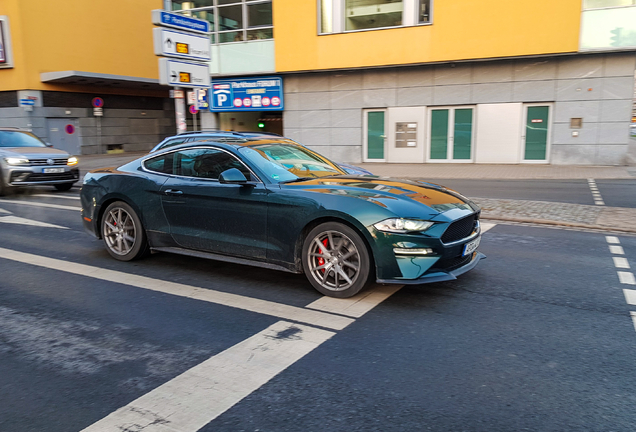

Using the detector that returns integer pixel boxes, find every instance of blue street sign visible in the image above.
[210,77,284,112]
[152,10,210,34]
[19,99,35,106]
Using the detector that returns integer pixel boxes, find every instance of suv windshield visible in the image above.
[0,130,47,148]
[238,142,345,183]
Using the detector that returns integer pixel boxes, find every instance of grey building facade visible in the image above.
[282,52,636,166]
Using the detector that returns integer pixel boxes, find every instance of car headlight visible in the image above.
[67,156,79,166]
[373,218,434,233]
[4,157,29,166]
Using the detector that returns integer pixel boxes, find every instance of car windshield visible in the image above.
[0,130,47,148]
[238,142,346,183]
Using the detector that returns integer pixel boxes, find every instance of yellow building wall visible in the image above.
[274,0,582,72]
[0,0,162,94]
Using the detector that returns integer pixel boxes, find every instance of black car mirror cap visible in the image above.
[219,168,248,184]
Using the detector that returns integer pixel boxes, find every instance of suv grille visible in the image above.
[29,158,68,166]
[441,212,479,244]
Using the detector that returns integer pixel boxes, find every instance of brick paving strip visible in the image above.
[474,198,636,234]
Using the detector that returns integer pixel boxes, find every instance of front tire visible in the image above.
[302,222,372,298]
[0,168,12,197]
[101,201,149,261]
[54,183,74,192]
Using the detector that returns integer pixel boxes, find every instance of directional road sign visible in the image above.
[151,10,211,34]
[158,58,210,89]
[153,28,211,62]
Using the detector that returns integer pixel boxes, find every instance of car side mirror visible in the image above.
[219,168,248,184]
[45,142,54,148]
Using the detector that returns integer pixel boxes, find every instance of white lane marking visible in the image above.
[0,208,10,214]
[480,222,497,233]
[587,179,605,206]
[630,312,636,333]
[618,271,636,285]
[0,215,69,229]
[623,289,636,306]
[606,236,620,244]
[0,247,354,331]
[306,284,401,318]
[0,199,79,211]
[613,257,631,269]
[81,321,336,432]
[609,245,625,255]
[29,194,80,200]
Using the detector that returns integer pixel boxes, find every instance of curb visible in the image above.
[481,214,636,234]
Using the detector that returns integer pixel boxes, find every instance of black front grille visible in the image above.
[22,172,78,182]
[441,213,479,244]
[29,158,68,166]
[431,254,473,272]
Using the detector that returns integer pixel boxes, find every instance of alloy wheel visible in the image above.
[103,207,137,256]
[307,230,361,291]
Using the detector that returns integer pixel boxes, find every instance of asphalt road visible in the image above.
[423,179,636,208]
[1,187,635,431]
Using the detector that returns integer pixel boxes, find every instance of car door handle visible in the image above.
[164,189,183,196]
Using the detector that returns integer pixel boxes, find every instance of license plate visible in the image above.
[43,168,65,173]
[463,236,481,256]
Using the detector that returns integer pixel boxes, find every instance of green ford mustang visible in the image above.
[80,136,485,298]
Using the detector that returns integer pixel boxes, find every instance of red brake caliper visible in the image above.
[317,238,329,273]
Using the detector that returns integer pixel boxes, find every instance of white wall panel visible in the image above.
[475,103,523,164]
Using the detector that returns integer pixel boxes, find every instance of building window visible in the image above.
[320,0,430,34]
[345,0,403,31]
[583,0,635,8]
[171,0,273,44]
[580,0,636,50]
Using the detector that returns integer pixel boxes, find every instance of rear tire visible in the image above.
[302,222,372,298]
[54,183,74,192]
[101,201,149,261]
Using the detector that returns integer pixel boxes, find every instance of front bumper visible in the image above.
[4,165,79,186]
[377,251,486,285]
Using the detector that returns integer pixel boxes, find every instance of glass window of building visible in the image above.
[580,0,636,50]
[170,0,273,44]
[320,0,431,34]
[345,0,403,31]
[583,0,635,8]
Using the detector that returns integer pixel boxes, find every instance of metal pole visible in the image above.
[175,87,187,134]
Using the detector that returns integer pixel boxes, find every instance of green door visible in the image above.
[367,111,385,160]
[429,108,473,161]
[524,106,549,161]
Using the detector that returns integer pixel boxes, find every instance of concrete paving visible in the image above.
[77,152,636,234]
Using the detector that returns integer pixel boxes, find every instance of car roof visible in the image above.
[152,136,299,154]
[173,130,283,139]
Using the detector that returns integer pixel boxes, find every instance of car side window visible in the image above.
[143,153,174,174]
[174,148,254,181]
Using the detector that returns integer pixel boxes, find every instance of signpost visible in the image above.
[153,9,211,134]
[158,58,210,88]
[153,28,211,62]
[151,10,211,34]
[210,77,284,112]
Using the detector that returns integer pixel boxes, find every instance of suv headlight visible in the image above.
[4,157,29,166]
[67,156,79,166]
[373,218,434,233]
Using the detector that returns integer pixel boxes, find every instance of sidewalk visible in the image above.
[78,152,636,234]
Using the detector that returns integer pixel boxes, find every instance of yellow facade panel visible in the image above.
[274,0,581,72]
[0,0,160,92]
